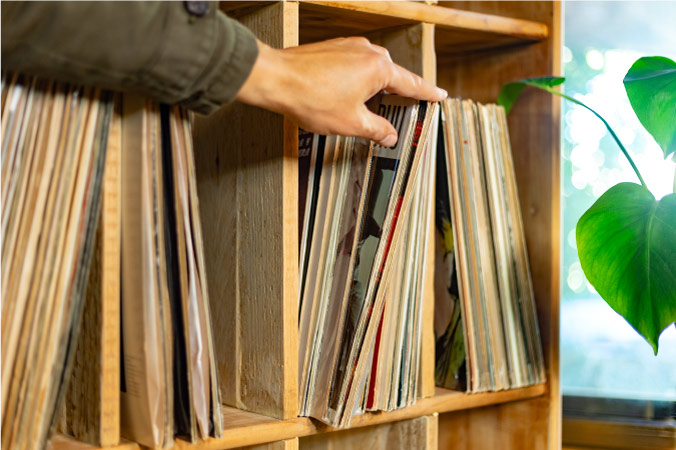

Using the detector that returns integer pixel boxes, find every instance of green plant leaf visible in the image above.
[576,183,676,354]
[497,76,565,114]
[673,153,676,193]
[623,56,676,159]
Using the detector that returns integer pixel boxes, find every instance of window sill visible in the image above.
[563,416,676,449]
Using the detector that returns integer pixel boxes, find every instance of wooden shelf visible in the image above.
[45,2,560,449]
[47,436,140,450]
[221,1,548,54]
[50,385,546,450]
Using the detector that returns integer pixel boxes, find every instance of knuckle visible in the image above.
[348,36,371,47]
[368,53,392,73]
[372,45,392,61]
[382,48,392,62]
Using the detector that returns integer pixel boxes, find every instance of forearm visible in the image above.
[1,1,258,114]
[2,2,447,143]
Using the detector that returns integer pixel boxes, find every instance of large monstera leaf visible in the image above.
[576,183,676,354]
[498,66,676,354]
[623,56,676,159]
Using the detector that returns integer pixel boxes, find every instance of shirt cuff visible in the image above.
[178,8,259,114]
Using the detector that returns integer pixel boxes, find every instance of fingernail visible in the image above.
[382,134,397,147]
[437,88,448,99]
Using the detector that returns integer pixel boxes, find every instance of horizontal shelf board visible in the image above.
[47,435,140,450]
[187,384,546,449]
[434,26,535,59]
[299,2,414,44]
[220,1,548,55]
[301,1,548,39]
[50,385,546,449]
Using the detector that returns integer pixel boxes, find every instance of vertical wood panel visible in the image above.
[438,398,549,450]
[369,24,424,75]
[420,22,437,400]
[100,94,122,447]
[425,412,439,450]
[422,23,437,84]
[437,2,560,449]
[58,97,121,446]
[193,1,299,419]
[300,415,438,450]
[548,5,562,446]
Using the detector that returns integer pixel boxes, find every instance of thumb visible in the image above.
[359,109,398,147]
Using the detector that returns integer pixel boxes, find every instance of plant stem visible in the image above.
[531,83,648,189]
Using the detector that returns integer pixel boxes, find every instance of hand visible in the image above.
[235,37,447,147]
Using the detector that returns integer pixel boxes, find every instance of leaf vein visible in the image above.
[645,202,659,338]
[651,249,676,284]
[652,211,676,233]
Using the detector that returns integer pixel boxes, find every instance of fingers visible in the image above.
[384,63,447,102]
[357,107,398,147]
[336,37,445,102]
[252,35,445,146]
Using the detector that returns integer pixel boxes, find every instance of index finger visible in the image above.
[384,62,447,102]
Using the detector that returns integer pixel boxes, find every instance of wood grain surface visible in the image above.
[57,95,121,447]
[237,437,299,450]
[223,1,547,53]
[438,397,550,450]
[50,384,546,449]
[193,1,299,420]
[302,1,547,39]
[300,414,438,450]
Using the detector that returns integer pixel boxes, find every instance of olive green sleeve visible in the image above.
[1,1,259,114]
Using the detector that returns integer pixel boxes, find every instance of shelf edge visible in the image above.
[51,384,547,449]
[177,384,548,449]
[301,1,549,41]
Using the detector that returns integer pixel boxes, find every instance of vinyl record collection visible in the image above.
[1,72,546,447]
[298,95,438,427]
[434,98,546,393]
[1,74,112,450]
[118,97,222,447]
[0,75,222,449]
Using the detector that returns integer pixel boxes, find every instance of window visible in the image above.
[560,0,676,421]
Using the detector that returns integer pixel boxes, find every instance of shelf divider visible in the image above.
[56,96,122,447]
[193,1,300,420]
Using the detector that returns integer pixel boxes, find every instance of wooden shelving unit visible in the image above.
[51,1,561,449]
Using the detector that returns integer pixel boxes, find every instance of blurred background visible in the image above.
[561,0,676,403]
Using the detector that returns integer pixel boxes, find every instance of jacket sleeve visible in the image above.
[1,1,259,114]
